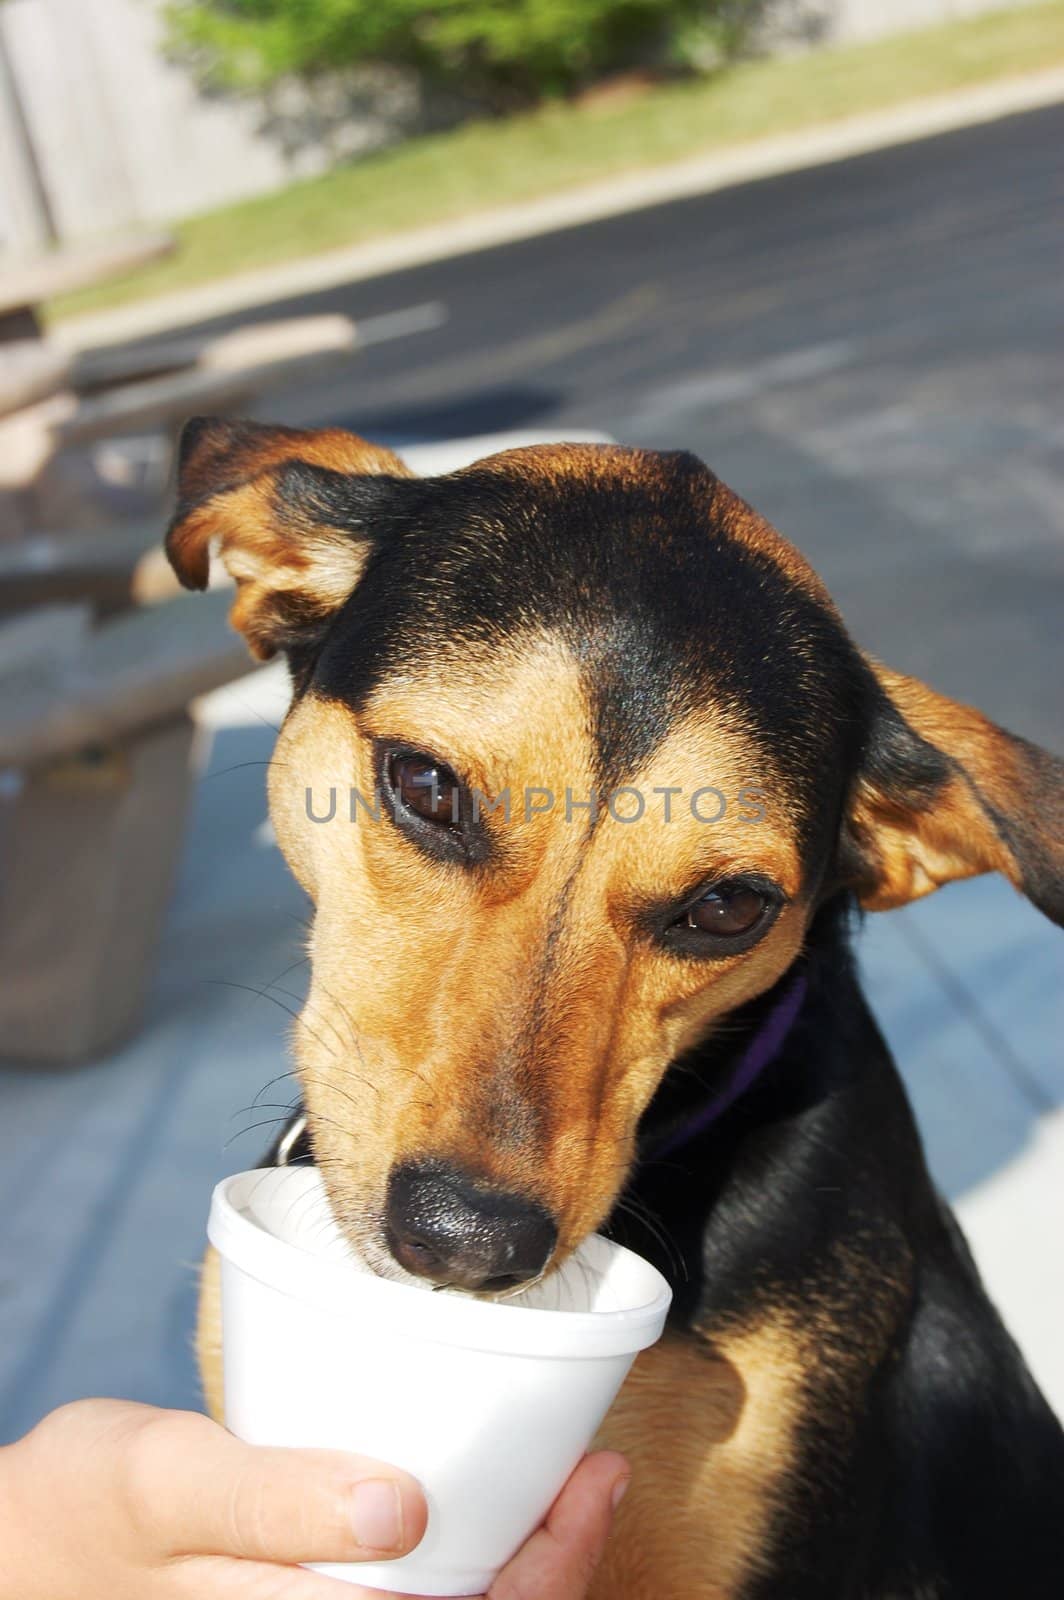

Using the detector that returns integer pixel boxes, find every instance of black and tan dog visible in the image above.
[169,418,1064,1599]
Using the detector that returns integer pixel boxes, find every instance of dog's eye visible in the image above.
[683,883,767,936]
[659,877,781,957]
[389,751,461,825]
[378,742,491,867]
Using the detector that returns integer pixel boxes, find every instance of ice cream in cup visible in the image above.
[208,1165,672,1596]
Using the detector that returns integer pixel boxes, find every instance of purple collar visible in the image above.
[647,972,808,1161]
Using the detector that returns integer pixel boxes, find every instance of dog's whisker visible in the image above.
[250,1067,303,1111]
[228,1097,301,1125]
[261,953,312,991]
[307,978,440,1100]
[203,758,293,781]
[614,1190,683,1265]
[300,1069,381,1112]
[229,1102,352,1153]
[309,977,366,1055]
[222,1116,296,1152]
[206,977,340,1060]
[265,981,351,1061]
[613,1192,688,1282]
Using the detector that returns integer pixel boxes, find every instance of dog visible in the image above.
[168,418,1064,1599]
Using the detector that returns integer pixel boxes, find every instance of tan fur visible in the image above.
[588,1232,910,1599]
[589,1322,803,1599]
[850,660,1060,909]
[177,478,370,660]
[166,421,412,659]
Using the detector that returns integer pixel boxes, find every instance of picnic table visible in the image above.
[0,313,358,543]
[0,232,174,344]
[0,590,254,1064]
[54,316,359,450]
[0,239,369,1061]
[0,295,358,573]
[0,233,174,538]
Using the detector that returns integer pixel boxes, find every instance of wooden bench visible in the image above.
[55,315,358,450]
[0,590,253,1064]
[0,314,358,537]
[0,522,164,620]
[0,233,174,344]
[0,342,70,419]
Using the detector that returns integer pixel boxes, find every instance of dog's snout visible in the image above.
[385,1160,557,1292]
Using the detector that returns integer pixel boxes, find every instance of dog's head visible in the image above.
[169,420,1063,1291]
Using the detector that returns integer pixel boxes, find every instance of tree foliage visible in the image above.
[166,0,766,108]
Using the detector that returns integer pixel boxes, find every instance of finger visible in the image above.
[119,1409,427,1566]
[489,1452,630,1600]
[171,1552,420,1600]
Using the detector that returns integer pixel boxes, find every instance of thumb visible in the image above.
[490,1451,630,1599]
[118,1407,428,1566]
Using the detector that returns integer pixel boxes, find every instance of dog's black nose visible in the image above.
[385,1160,557,1292]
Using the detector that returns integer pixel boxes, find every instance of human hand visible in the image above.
[0,1399,627,1599]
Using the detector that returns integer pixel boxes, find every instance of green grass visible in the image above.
[49,2,1064,323]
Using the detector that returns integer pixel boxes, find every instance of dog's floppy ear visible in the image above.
[165,416,413,660]
[840,661,1063,925]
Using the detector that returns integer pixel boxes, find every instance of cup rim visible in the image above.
[209,1167,673,1359]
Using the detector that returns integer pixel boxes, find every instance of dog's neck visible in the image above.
[642,972,809,1164]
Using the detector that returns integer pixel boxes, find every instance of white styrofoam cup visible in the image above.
[208,1166,671,1596]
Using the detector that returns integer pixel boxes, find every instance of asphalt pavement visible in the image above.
[1,103,1061,1440]
[239,99,1064,750]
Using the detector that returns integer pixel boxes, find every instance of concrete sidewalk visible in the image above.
[0,652,1060,1443]
[54,65,1064,354]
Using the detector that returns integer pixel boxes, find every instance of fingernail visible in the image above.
[351,1479,404,1552]
[611,1476,631,1511]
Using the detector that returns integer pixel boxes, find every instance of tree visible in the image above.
[165,0,766,112]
